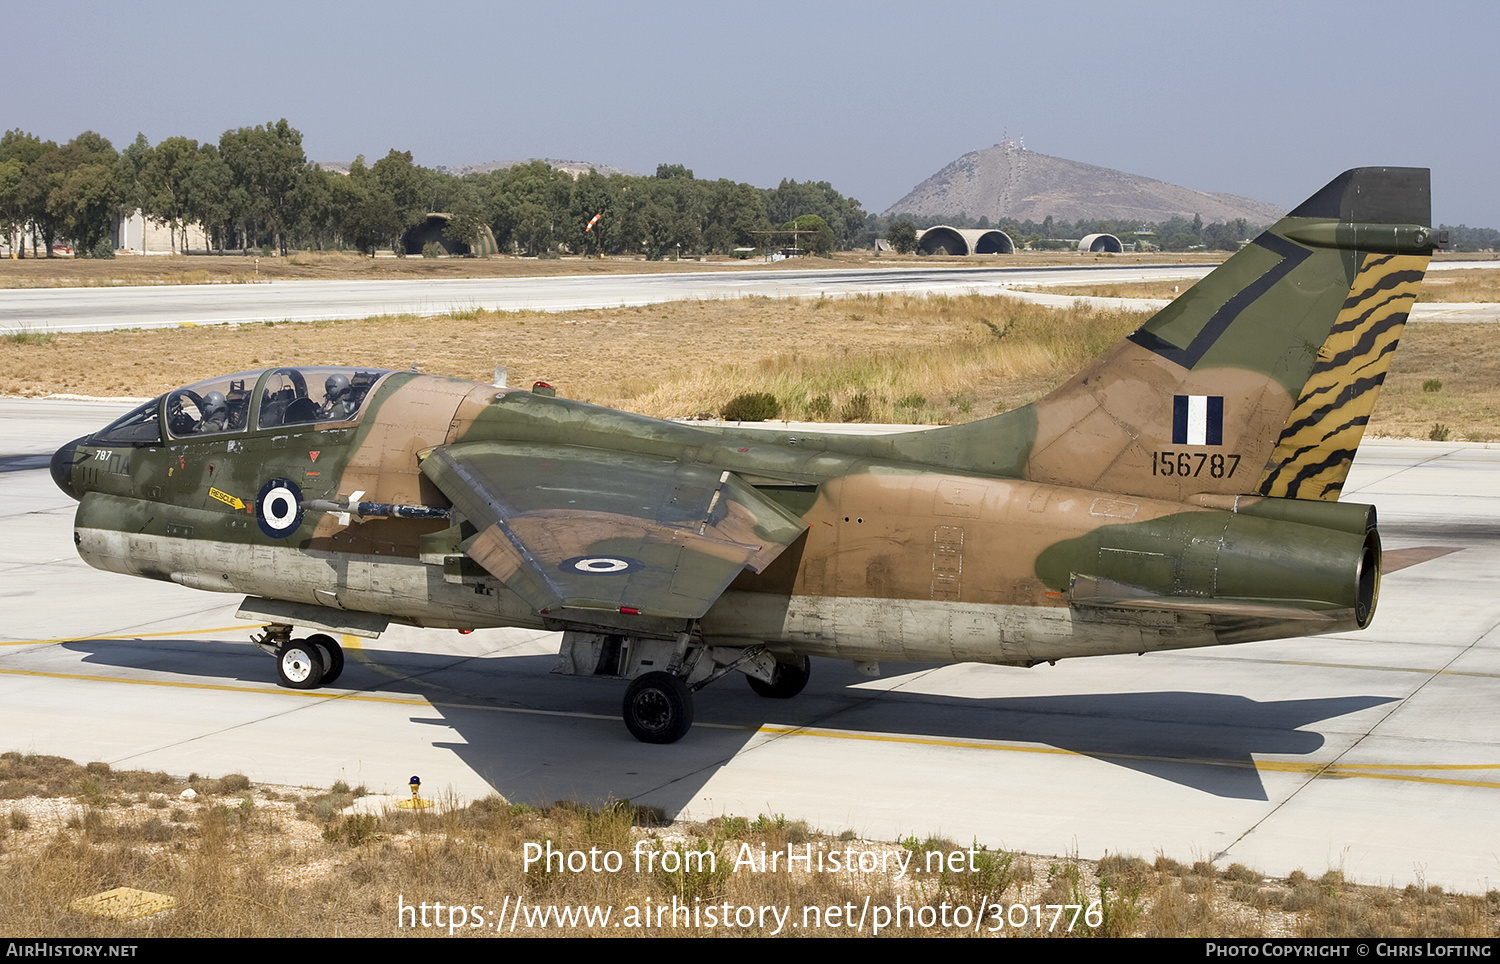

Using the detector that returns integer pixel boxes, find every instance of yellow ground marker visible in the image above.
[10,628,1499,793]
[755,725,1500,791]
[0,624,264,647]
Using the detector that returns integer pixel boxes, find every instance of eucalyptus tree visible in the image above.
[142,135,205,253]
[46,132,122,256]
[218,119,308,254]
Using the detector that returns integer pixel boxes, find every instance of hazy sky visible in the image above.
[8,1,1497,225]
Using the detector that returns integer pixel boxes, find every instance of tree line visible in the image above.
[8,122,1491,260]
[0,121,870,259]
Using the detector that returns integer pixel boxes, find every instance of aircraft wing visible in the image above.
[420,441,808,625]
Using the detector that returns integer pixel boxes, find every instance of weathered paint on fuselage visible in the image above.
[68,367,1369,667]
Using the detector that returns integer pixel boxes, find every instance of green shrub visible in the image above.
[323,813,383,846]
[721,392,781,421]
[839,393,874,422]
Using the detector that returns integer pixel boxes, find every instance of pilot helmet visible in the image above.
[202,391,227,420]
[325,373,351,402]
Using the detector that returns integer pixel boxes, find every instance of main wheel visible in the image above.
[622,672,694,744]
[747,655,810,699]
[277,640,325,690]
[305,633,344,685]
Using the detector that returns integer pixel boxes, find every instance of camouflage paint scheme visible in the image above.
[52,168,1440,743]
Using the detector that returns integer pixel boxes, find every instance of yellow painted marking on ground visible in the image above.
[0,624,265,647]
[1171,653,1500,680]
[756,725,1500,791]
[1273,658,1500,679]
[0,665,433,707]
[177,321,197,327]
[341,633,485,697]
[11,630,1498,789]
[343,633,418,684]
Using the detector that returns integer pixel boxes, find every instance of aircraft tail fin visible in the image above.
[895,167,1440,502]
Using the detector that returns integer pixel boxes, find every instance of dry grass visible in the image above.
[4,288,1497,440]
[1412,266,1500,302]
[3,754,1496,937]
[0,292,1141,426]
[1044,265,1500,304]
[1369,322,1500,441]
[1032,280,1198,300]
[0,251,754,288]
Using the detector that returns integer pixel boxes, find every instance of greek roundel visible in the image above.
[256,478,305,538]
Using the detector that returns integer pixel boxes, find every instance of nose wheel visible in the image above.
[304,633,345,685]
[277,641,324,689]
[272,633,345,689]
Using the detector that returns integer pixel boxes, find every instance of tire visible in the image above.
[306,633,344,685]
[747,655,810,699]
[622,672,694,744]
[277,641,325,690]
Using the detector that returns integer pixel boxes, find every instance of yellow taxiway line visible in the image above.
[753,726,1500,790]
[6,628,1498,790]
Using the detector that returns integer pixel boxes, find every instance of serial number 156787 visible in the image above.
[1151,450,1241,478]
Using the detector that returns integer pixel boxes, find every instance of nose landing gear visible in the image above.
[255,625,345,688]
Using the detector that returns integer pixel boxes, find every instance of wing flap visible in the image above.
[421,441,807,622]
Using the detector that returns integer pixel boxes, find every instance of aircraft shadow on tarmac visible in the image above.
[65,638,1398,807]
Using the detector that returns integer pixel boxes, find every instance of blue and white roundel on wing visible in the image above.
[561,556,640,575]
[256,478,305,538]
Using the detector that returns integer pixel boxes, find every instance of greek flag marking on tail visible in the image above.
[1173,395,1223,446]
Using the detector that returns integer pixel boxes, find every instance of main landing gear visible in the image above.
[622,672,694,744]
[555,631,812,745]
[254,625,344,689]
[746,655,810,699]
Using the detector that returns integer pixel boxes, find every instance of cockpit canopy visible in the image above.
[90,367,393,445]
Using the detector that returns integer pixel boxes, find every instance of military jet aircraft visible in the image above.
[51,167,1442,744]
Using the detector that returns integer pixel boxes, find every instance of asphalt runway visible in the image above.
[3,397,1497,892]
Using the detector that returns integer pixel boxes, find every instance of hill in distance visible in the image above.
[885,141,1287,225]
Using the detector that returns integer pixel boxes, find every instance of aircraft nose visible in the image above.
[51,436,85,501]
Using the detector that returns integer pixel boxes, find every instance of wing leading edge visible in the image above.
[420,441,807,625]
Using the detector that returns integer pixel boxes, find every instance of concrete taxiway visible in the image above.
[2,397,1497,893]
